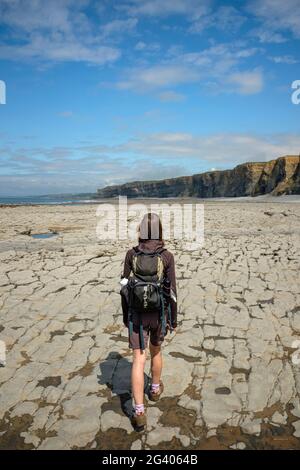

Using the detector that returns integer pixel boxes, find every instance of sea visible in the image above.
[0,193,299,205]
[0,193,100,205]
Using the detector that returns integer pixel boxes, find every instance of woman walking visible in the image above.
[120,213,177,430]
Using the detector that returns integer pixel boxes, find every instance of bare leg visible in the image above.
[131,348,147,406]
[149,342,162,384]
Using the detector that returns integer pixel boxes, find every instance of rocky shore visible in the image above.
[0,199,300,450]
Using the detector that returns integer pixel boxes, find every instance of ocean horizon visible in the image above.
[1,193,300,206]
[0,193,100,205]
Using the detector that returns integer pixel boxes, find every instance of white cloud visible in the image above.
[189,5,246,33]
[0,143,186,195]
[0,0,122,65]
[134,41,160,52]
[248,0,300,41]
[158,90,186,102]
[135,41,146,51]
[178,44,263,95]
[115,0,211,19]
[0,0,86,32]
[180,44,260,74]
[116,132,300,166]
[268,55,298,64]
[116,64,200,91]
[0,36,121,64]
[227,68,264,95]
[112,43,263,95]
[82,132,300,165]
[101,17,138,37]
[250,28,287,44]
[2,131,300,194]
[115,2,246,35]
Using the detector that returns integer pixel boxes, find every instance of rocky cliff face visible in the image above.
[97,155,300,198]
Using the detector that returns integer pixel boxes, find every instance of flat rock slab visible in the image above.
[0,201,300,450]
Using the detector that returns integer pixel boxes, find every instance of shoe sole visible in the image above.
[135,424,145,432]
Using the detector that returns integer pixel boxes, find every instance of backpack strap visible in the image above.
[157,255,164,282]
[132,254,137,275]
[160,292,166,336]
[139,319,145,350]
[167,303,173,333]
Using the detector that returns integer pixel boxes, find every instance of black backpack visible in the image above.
[124,246,171,349]
[128,246,165,313]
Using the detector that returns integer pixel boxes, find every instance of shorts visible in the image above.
[128,311,166,350]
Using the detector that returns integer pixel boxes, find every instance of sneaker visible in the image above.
[131,411,147,431]
[149,381,164,402]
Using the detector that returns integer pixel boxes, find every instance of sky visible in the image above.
[0,0,299,196]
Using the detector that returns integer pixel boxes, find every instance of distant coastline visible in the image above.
[96,155,300,199]
[2,156,299,206]
[1,194,300,207]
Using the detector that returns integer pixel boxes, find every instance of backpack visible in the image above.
[124,246,172,350]
[128,246,165,313]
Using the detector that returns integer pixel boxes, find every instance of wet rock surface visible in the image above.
[0,200,300,449]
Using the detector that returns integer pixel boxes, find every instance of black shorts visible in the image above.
[128,311,166,350]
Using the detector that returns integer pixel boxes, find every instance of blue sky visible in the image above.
[0,0,299,196]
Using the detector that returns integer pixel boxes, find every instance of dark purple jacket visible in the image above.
[121,239,177,328]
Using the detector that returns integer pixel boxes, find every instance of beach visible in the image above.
[0,198,300,450]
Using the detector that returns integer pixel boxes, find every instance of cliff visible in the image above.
[96,155,300,198]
